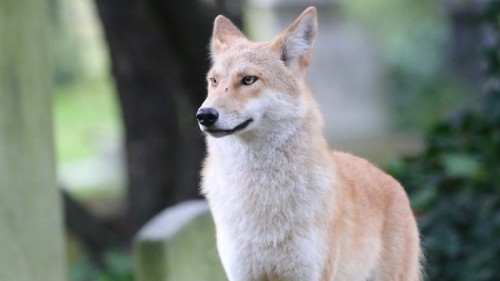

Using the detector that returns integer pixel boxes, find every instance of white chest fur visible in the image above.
[202,132,335,280]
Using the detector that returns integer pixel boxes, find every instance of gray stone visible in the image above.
[134,200,226,281]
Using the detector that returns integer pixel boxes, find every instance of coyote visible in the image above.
[197,6,422,281]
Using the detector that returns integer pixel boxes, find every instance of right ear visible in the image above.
[210,16,247,58]
[271,7,317,71]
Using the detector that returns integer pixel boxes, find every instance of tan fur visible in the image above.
[198,6,422,281]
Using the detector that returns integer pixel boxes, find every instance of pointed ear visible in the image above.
[211,15,247,57]
[272,7,317,70]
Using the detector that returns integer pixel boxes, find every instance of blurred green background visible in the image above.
[47,0,498,280]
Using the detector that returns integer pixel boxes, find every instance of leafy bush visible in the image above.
[389,110,499,280]
[388,3,499,280]
[70,250,133,281]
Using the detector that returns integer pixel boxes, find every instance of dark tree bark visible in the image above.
[94,0,241,236]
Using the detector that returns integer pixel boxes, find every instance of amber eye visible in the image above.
[241,76,258,85]
[209,78,217,87]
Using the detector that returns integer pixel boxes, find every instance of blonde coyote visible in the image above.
[197,7,422,281]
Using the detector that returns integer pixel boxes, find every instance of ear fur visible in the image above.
[211,16,247,58]
[272,7,318,70]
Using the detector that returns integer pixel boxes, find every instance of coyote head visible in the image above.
[197,7,318,138]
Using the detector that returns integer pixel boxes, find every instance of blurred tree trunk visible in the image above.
[0,0,66,280]
[94,0,241,237]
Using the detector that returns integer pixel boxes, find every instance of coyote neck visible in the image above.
[204,106,335,228]
[208,108,330,176]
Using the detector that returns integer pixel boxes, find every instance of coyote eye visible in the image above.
[209,78,217,87]
[241,76,258,85]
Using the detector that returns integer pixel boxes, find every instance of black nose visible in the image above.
[196,107,219,126]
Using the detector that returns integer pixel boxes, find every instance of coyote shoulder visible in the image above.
[197,6,422,281]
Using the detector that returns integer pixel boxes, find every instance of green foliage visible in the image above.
[70,251,133,281]
[388,3,500,280]
[389,110,500,280]
[53,76,121,162]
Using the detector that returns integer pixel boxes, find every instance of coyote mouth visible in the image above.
[205,118,253,136]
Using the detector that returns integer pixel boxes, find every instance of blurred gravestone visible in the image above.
[134,200,226,281]
[0,0,66,280]
[246,0,416,162]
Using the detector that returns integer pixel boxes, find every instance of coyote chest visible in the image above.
[203,138,334,280]
[205,138,333,239]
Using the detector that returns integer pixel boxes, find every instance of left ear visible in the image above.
[211,15,247,58]
[272,7,317,71]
